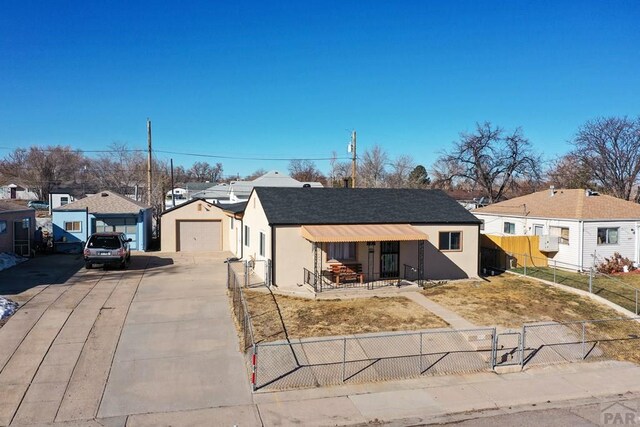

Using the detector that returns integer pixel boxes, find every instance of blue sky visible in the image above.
[1,1,639,177]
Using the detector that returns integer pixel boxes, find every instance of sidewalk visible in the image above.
[118,359,640,426]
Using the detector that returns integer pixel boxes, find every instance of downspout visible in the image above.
[86,208,89,242]
[239,215,244,259]
[579,220,584,271]
[270,224,275,287]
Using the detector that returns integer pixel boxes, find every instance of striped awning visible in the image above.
[300,224,428,243]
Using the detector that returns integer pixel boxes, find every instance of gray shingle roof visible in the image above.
[0,201,33,213]
[54,191,150,214]
[253,188,481,225]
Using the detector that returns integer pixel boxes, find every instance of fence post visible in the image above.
[520,325,526,367]
[581,322,586,360]
[636,289,638,315]
[491,328,497,368]
[553,259,556,283]
[588,268,593,293]
[523,254,527,276]
[342,338,347,383]
[227,261,230,289]
[419,332,423,374]
[251,344,258,392]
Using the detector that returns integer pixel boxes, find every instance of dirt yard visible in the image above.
[422,274,640,364]
[243,290,448,343]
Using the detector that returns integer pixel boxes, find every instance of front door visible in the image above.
[533,224,544,236]
[380,241,400,278]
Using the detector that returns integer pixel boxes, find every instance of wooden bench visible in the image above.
[329,263,364,285]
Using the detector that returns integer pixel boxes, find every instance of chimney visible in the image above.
[549,185,555,197]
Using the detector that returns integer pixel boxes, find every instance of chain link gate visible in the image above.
[493,331,523,367]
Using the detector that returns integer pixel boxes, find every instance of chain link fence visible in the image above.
[523,317,640,367]
[253,327,495,391]
[482,251,640,315]
[227,261,255,351]
[228,259,640,392]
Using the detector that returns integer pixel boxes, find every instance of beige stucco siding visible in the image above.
[160,201,229,252]
[241,193,272,278]
[412,224,479,279]
[269,223,479,290]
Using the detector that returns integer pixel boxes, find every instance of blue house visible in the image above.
[52,191,152,251]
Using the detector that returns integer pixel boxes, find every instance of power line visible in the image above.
[154,149,351,162]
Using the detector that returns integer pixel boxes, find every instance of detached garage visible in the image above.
[160,199,230,252]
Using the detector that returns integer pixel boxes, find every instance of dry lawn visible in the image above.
[512,266,640,313]
[422,274,640,364]
[244,290,448,343]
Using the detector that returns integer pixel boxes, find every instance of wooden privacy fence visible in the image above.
[481,234,548,270]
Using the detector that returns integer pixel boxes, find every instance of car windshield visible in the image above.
[88,236,121,250]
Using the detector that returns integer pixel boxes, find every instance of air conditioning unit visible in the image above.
[539,235,560,252]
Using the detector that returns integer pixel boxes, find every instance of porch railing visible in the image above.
[303,265,420,292]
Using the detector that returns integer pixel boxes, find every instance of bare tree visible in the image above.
[0,146,88,200]
[187,161,223,182]
[244,169,268,180]
[93,142,146,197]
[385,155,415,188]
[547,153,594,190]
[358,145,389,188]
[571,116,640,201]
[433,122,541,203]
[288,159,326,184]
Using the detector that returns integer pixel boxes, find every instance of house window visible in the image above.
[551,227,570,245]
[439,231,462,251]
[0,220,6,234]
[230,217,234,230]
[597,227,618,245]
[504,222,516,234]
[60,196,69,206]
[328,242,356,261]
[479,220,485,231]
[259,232,266,257]
[64,221,82,232]
[244,225,250,246]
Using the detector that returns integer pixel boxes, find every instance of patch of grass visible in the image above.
[244,290,448,342]
[512,266,640,314]
[422,274,640,364]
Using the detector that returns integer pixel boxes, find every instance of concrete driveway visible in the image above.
[0,252,256,426]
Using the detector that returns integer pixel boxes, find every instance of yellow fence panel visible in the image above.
[481,234,548,270]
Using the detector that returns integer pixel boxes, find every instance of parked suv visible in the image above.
[83,232,131,269]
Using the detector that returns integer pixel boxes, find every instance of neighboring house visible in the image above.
[0,184,38,201]
[164,187,189,209]
[236,187,481,293]
[48,188,76,214]
[52,191,152,251]
[192,171,324,204]
[473,188,640,270]
[0,201,36,255]
[160,198,232,252]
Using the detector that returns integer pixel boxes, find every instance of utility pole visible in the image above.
[147,118,153,206]
[170,158,175,208]
[350,130,357,188]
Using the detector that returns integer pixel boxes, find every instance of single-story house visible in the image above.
[0,201,36,255]
[160,198,233,252]
[52,191,152,251]
[236,187,481,293]
[473,188,640,270]
[0,183,38,201]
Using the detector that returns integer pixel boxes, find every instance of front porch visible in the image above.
[300,224,427,293]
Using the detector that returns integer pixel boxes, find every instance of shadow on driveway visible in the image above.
[0,254,84,296]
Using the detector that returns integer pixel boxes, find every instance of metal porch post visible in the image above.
[313,242,319,292]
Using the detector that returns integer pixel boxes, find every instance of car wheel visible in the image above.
[120,260,127,270]
[85,262,92,269]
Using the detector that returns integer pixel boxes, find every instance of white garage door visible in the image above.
[178,221,221,252]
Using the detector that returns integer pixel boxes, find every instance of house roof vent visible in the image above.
[302,183,311,188]
[550,185,555,196]
[585,189,600,197]
[101,192,109,197]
